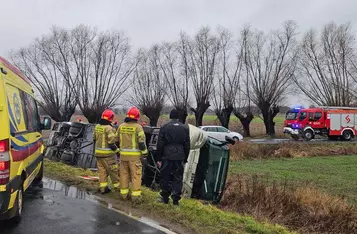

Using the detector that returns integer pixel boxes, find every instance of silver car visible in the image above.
[199,126,243,142]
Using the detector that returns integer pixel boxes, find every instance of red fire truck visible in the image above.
[283,106,357,141]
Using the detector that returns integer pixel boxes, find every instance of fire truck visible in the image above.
[283,106,357,141]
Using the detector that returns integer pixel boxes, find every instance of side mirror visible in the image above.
[42,117,52,130]
[225,136,236,145]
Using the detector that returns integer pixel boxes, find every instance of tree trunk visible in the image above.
[215,106,233,129]
[149,116,160,127]
[142,107,162,127]
[191,101,210,127]
[83,110,102,124]
[234,111,254,137]
[261,105,279,136]
[42,105,75,122]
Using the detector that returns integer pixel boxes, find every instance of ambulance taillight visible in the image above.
[0,139,10,185]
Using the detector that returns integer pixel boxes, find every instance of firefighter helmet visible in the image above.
[101,109,115,121]
[127,107,140,120]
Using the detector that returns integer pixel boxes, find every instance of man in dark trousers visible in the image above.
[156,109,190,205]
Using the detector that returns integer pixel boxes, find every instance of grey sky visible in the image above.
[1,0,356,106]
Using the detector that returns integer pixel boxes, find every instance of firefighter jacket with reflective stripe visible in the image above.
[116,122,148,161]
[93,124,119,157]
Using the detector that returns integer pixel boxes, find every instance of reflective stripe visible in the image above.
[119,130,123,149]
[113,183,120,188]
[131,190,142,196]
[100,182,108,188]
[95,147,116,155]
[132,130,136,149]
[120,148,141,156]
[121,148,140,152]
[97,147,113,151]
[95,147,117,155]
[120,188,129,195]
[120,151,141,156]
[120,126,136,132]
[95,125,105,133]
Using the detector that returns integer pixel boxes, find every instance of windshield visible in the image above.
[285,111,298,120]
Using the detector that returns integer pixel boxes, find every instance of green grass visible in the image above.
[44,159,292,234]
[230,155,357,203]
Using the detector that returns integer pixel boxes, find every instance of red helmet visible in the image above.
[101,109,115,121]
[127,107,140,120]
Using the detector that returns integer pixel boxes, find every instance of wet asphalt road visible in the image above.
[0,178,167,234]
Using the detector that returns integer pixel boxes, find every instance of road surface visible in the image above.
[1,178,172,234]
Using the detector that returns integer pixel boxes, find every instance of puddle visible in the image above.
[41,177,98,203]
[40,177,176,234]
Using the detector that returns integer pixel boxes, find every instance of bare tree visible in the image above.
[188,27,221,126]
[11,31,77,122]
[159,35,191,123]
[243,21,298,136]
[296,22,357,106]
[233,27,255,137]
[131,46,166,126]
[68,26,135,123]
[212,28,243,129]
[12,25,135,123]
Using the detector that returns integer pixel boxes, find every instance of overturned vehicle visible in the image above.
[45,122,97,169]
[45,122,233,203]
[142,124,233,203]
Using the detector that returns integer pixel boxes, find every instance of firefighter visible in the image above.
[93,109,120,194]
[156,109,190,205]
[117,107,148,202]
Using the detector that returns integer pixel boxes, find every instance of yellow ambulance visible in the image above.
[0,57,51,223]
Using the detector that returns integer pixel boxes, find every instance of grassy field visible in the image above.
[229,155,357,203]
[44,159,291,234]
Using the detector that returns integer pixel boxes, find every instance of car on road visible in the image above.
[199,126,243,142]
[0,57,51,223]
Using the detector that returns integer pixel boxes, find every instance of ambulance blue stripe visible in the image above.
[11,138,40,151]
[9,120,16,133]
[8,109,28,142]
[16,135,29,142]
[7,101,18,130]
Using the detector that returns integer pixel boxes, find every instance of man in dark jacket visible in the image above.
[156,109,190,205]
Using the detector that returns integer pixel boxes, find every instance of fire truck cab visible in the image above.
[284,107,357,141]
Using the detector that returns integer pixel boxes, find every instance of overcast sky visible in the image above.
[1,0,356,106]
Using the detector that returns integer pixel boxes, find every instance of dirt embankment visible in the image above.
[230,141,357,161]
[220,175,357,233]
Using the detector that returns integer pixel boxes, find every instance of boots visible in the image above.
[101,186,111,194]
